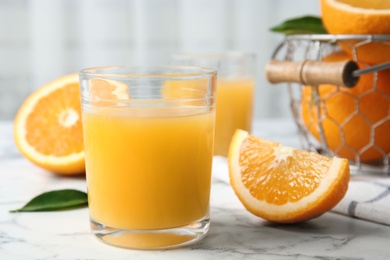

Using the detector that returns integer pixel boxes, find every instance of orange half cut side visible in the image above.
[14,74,85,175]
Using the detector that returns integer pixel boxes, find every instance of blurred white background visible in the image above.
[0,0,320,120]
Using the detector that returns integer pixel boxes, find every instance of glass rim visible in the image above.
[80,65,217,79]
[172,51,256,60]
[285,34,390,42]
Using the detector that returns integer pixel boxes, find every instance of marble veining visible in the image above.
[1,120,390,259]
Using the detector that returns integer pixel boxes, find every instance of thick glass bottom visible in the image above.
[90,216,210,250]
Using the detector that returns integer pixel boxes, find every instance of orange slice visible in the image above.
[228,129,350,223]
[321,0,390,64]
[14,74,85,175]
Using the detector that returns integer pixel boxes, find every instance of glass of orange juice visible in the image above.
[172,53,256,156]
[79,66,217,249]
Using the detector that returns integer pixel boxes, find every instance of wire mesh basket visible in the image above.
[267,34,390,175]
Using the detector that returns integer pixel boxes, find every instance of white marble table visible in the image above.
[1,119,390,260]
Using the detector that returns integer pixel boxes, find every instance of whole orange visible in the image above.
[301,51,390,162]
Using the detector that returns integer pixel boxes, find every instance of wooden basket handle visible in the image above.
[265,59,359,88]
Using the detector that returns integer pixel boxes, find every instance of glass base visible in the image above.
[90,216,210,250]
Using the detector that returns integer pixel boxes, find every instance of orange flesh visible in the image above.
[239,136,333,205]
[25,83,83,156]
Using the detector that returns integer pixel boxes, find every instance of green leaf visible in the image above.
[10,189,88,212]
[270,16,327,35]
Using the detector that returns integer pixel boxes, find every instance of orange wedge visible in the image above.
[14,74,85,175]
[228,130,350,223]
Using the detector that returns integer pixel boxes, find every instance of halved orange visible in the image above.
[228,129,350,223]
[321,0,390,64]
[14,75,131,175]
[14,74,85,175]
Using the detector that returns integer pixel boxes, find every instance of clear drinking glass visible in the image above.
[172,53,256,156]
[79,66,217,249]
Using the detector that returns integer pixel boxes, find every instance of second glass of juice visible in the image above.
[172,53,256,156]
[79,66,217,249]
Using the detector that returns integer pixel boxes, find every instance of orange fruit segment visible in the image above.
[228,129,350,223]
[320,0,390,64]
[14,74,85,175]
[301,50,390,162]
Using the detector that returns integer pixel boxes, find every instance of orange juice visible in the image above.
[214,78,254,156]
[82,107,215,230]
